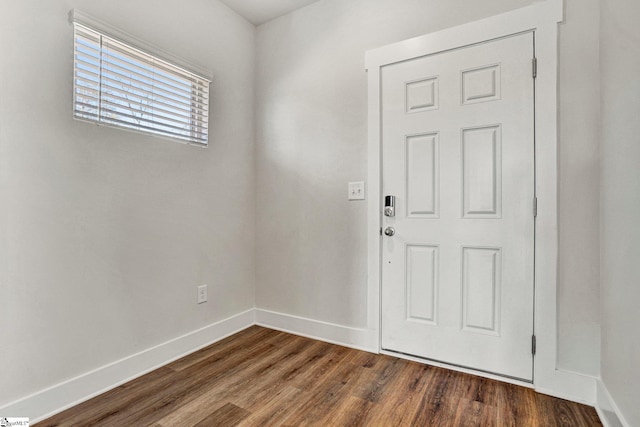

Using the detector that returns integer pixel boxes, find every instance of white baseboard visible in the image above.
[535,367,596,406]
[255,308,378,353]
[596,379,629,427]
[0,309,255,424]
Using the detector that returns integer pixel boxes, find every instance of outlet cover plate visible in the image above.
[197,285,208,304]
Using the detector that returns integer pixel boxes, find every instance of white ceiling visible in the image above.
[220,0,322,25]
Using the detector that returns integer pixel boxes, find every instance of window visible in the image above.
[72,16,211,146]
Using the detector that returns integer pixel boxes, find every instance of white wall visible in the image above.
[255,0,601,376]
[0,0,255,406]
[556,0,601,376]
[599,0,640,424]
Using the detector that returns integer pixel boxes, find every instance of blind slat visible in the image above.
[99,107,207,137]
[101,77,208,112]
[103,97,208,127]
[102,39,210,88]
[75,73,101,87]
[101,48,199,93]
[102,91,202,123]
[100,100,208,134]
[73,22,210,146]
[100,64,207,107]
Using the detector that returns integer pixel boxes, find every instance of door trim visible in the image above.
[365,0,595,405]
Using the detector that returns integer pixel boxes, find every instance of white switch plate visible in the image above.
[197,285,208,304]
[348,181,365,200]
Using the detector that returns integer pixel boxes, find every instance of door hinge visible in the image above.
[532,335,537,355]
[532,57,538,79]
[380,227,383,236]
[533,196,538,218]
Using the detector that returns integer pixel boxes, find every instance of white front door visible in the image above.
[380,33,536,381]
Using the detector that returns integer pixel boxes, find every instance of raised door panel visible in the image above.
[462,125,502,218]
[461,247,502,336]
[406,133,439,218]
[406,245,439,325]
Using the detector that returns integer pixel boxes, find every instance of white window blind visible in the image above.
[73,22,211,146]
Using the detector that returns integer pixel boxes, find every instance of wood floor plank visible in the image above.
[95,340,277,426]
[349,349,379,369]
[235,386,306,427]
[155,335,318,426]
[452,398,496,427]
[35,326,602,427]
[350,354,405,403]
[192,402,250,427]
[168,326,274,372]
[276,361,364,426]
[357,362,436,425]
[318,395,376,427]
[286,344,354,392]
[219,340,330,409]
[497,382,539,427]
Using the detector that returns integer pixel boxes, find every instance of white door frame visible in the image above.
[365,0,595,405]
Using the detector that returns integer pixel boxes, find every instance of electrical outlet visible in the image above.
[197,285,208,304]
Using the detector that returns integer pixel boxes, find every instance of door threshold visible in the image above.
[380,348,534,388]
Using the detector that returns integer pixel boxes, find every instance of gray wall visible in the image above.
[0,0,256,405]
[600,0,640,425]
[556,0,601,375]
[255,0,601,376]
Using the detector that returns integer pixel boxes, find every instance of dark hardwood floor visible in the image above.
[36,326,601,426]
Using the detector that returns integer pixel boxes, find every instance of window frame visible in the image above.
[70,10,213,147]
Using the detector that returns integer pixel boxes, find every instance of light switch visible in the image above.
[348,181,365,200]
